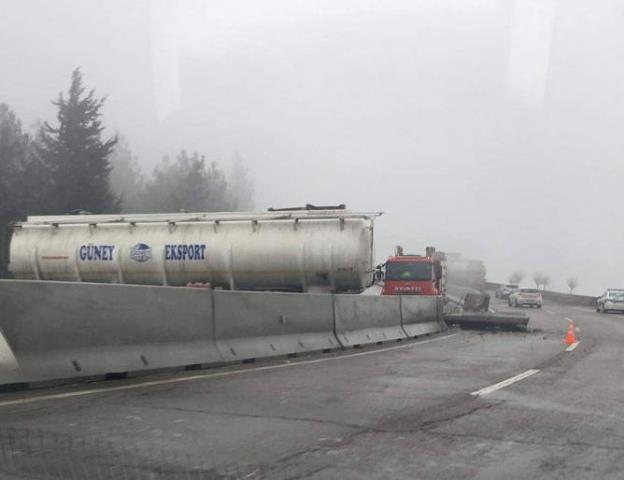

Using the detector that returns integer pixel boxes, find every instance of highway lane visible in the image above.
[415,297,624,480]
[0,297,621,479]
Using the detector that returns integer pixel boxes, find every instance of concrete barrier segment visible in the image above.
[0,280,222,384]
[400,295,446,337]
[333,294,407,347]
[213,290,338,361]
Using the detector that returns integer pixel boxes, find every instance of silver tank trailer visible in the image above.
[9,209,381,293]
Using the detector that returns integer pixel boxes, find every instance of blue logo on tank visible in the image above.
[130,243,152,263]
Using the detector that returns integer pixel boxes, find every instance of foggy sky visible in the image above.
[2,0,624,294]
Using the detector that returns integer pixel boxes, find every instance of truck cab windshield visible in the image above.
[386,262,432,281]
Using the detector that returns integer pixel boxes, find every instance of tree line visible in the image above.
[508,270,579,293]
[0,68,254,277]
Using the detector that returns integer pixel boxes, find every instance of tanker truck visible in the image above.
[8,206,382,293]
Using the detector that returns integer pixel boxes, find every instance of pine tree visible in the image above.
[227,152,254,210]
[138,151,235,213]
[0,103,30,276]
[0,103,29,221]
[38,68,118,213]
[109,136,143,212]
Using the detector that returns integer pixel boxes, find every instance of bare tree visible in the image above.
[567,277,578,293]
[533,272,542,289]
[508,270,524,285]
[533,272,549,290]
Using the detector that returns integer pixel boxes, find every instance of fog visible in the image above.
[2,0,623,294]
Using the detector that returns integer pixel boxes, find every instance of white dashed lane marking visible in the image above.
[471,369,540,397]
[566,342,579,352]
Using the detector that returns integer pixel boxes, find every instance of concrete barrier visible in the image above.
[0,280,222,384]
[213,290,338,361]
[541,290,596,307]
[0,280,449,387]
[333,294,406,347]
[401,296,445,337]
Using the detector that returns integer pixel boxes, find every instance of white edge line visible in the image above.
[565,341,579,352]
[0,332,459,408]
[471,369,540,397]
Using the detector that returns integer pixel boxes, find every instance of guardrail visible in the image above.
[0,280,446,386]
[485,281,596,307]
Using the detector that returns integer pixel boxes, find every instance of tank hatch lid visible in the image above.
[268,203,346,212]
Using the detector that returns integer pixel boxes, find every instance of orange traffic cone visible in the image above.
[565,322,577,345]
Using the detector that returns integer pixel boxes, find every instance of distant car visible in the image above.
[495,284,519,299]
[596,289,624,313]
[509,288,542,308]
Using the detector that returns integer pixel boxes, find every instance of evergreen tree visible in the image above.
[0,103,29,221]
[38,68,118,213]
[139,151,234,213]
[227,152,255,210]
[0,104,50,276]
[205,159,230,210]
[0,103,30,276]
[109,136,143,212]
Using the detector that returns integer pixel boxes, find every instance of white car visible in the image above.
[509,288,543,308]
[596,289,624,313]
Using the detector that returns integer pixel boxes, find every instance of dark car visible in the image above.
[495,283,519,299]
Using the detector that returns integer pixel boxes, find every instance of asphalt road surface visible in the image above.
[0,296,622,479]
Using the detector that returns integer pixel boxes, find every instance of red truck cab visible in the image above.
[381,246,446,296]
